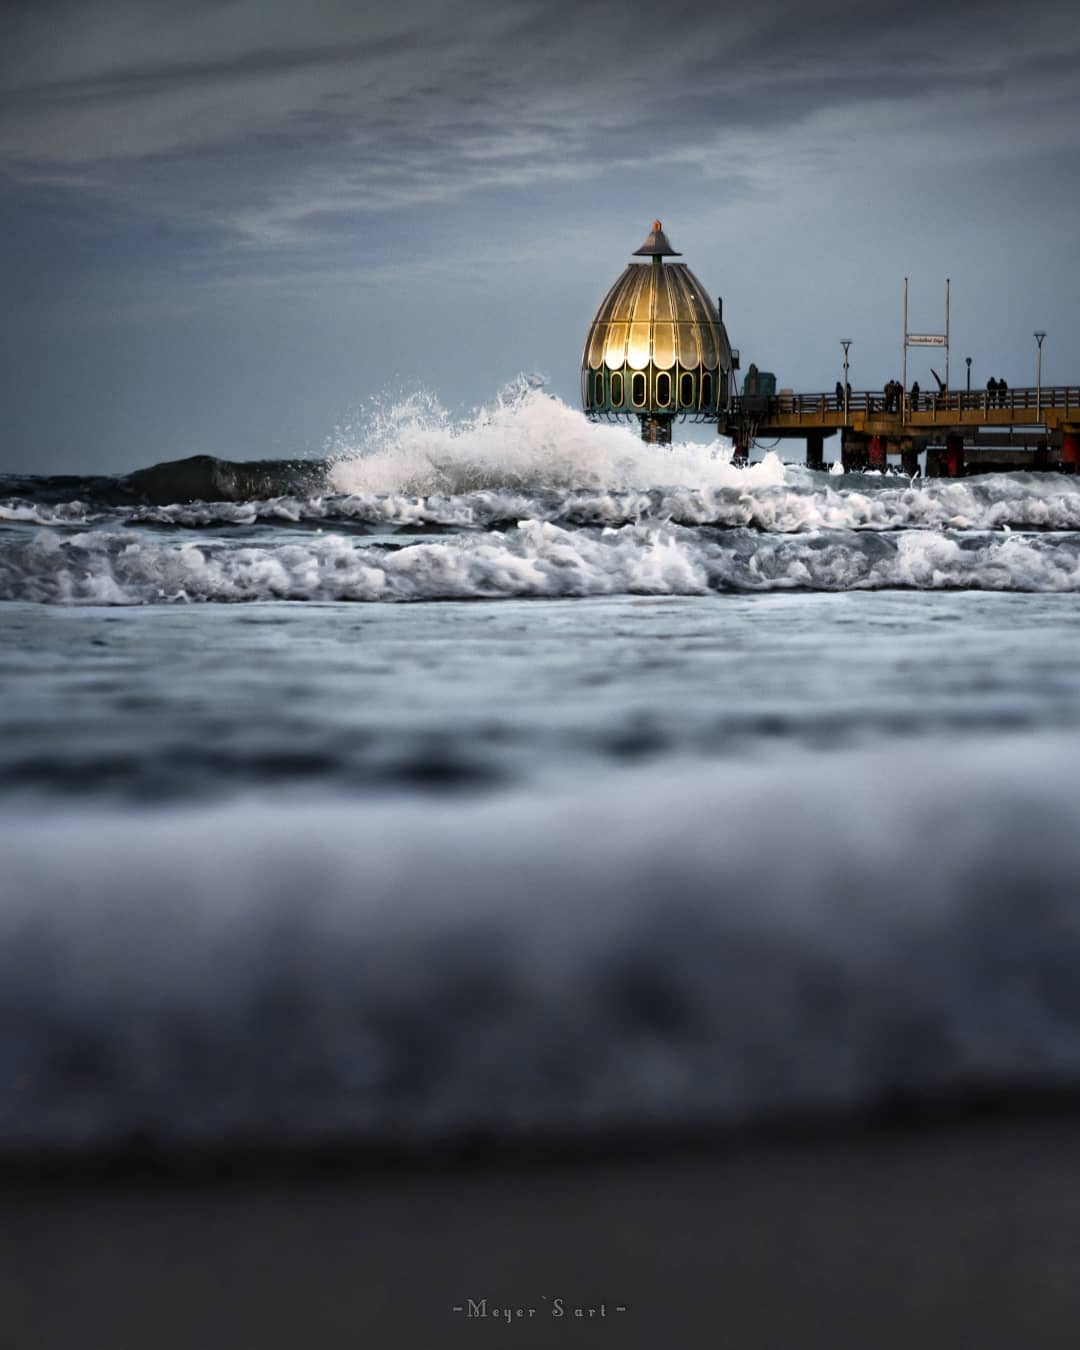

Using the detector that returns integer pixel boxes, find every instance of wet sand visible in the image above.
[4,1116,1080,1349]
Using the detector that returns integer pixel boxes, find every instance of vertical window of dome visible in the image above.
[610,371,624,407]
[594,370,606,406]
[679,371,695,408]
[631,372,647,408]
[701,372,713,406]
[655,371,672,407]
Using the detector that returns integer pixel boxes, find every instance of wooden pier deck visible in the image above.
[722,385,1080,475]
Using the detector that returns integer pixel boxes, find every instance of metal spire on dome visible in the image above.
[632,219,681,258]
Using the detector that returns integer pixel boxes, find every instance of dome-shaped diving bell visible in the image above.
[581,222,735,443]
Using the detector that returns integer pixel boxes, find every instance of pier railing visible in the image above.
[734,386,1079,423]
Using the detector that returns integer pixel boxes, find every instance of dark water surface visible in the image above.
[3,592,1080,803]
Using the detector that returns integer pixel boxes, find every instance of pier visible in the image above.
[581,224,1073,476]
[723,385,1080,475]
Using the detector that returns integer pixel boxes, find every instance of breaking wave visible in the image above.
[6,381,1080,602]
[5,733,1080,1157]
[5,522,1080,603]
[325,380,758,495]
[124,476,1080,534]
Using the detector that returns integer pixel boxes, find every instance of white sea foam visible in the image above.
[326,383,776,495]
[4,733,1080,1152]
[6,521,1080,603]
[114,474,1080,536]
[0,500,101,526]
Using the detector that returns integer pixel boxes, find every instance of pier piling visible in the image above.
[639,415,673,446]
[840,432,866,473]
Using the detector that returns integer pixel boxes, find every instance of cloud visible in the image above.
[2,0,1077,342]
[3,0,1075,239]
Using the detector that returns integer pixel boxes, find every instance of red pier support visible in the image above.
[868,436,887,470]
[1063,432,1080,473]
[944,434,965,478]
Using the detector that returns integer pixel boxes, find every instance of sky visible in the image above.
[2,0,1078,474]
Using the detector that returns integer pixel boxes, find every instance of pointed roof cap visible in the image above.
[632,219,681,257]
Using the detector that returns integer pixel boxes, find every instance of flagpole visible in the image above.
[903,277,908,424]
[945,278,950,396]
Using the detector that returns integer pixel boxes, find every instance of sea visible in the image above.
[6,379,1080,1163]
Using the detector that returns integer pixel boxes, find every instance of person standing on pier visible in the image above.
[998,377,1008,407]
[987,376,998,406]
[835,380,844,411]
[911,381,920,411]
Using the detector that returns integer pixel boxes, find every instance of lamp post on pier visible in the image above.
[840,339,852,424]
[965,356,971,393]
[1034,332,1046,423]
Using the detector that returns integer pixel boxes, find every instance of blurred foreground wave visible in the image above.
[4,733,1080,1160]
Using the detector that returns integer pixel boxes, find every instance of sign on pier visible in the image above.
[903,278,950,402]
